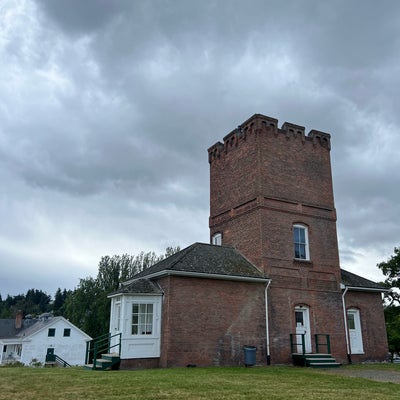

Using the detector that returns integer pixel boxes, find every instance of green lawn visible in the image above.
[1,365,400,400]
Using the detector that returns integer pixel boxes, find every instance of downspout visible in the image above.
[265,280,271,365]
[342,287,352,364]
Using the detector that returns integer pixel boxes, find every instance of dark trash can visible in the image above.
[243,345,257,367]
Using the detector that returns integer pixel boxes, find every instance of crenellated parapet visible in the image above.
[208,113,331,164]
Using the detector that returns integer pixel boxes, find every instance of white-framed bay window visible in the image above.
[109,294,162,359]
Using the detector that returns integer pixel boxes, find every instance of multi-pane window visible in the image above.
[293,224,309,260]
[48,328,55,337]
[132,304,153,335]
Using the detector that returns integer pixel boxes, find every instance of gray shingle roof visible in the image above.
[341,269,387,291]
[0,317,51,339]
[0,320,18,339]
[109,278,163,296]
[14,317,57,338]
[119,242,267,292]
[0,316,79,340]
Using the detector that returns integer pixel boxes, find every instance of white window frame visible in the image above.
[293,224,310,261]
[212,232,222,246]
[131,303,154,336]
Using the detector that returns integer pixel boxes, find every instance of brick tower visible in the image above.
[208,113,347,363]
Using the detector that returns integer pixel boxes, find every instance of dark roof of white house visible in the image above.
[341,269,387,291]
[0,316,92,340]
[0,320,19,339]
[0,315,53,339]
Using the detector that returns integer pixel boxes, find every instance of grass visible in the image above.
[1,365,400,400]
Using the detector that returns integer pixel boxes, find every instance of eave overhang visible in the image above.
[341,283,389,293]
[135,269,270,283]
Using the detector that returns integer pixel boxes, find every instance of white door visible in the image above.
[295,306,312,353]
[347,309,364,354]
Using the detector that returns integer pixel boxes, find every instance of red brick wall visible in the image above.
[209,115,338,272]
[120,358,160,370]
[267,286,348,364]
[209,116,334,221]
[157,275,267,368]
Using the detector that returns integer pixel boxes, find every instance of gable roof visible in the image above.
[0,316,91,341]
[341,269,387,292]
[114,243,268,295]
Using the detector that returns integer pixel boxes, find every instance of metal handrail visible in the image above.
[314,334,331,354]
[290,333,306,354]
[85,332,121,368]
[45,353,71,367]
[290,333,331,355]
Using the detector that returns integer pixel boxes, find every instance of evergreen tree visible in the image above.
[53,288,71,316]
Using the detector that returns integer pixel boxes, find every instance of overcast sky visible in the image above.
[1,0,399,298]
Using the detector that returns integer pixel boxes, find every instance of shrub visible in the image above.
[30,358,42,368]
[1,361,25,368]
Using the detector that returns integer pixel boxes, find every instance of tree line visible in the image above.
[0,247,179,338]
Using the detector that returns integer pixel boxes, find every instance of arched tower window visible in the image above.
[211,233,222,246]
[293,224,310,260]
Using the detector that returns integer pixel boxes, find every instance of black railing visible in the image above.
[290,333,306,354]
[45,353,71,367]
[290,333,331,355]
[314,334,331,354]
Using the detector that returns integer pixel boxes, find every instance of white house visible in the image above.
[0,313,91,366]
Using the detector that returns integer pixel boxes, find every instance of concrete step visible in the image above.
[305,357,337,363]
[309,362,341,368]
[44,362,56,368]
[101,353,120,361]
[293,352,341,368]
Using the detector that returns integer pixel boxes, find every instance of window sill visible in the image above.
[131,333,155,337]
[293,258,313,266]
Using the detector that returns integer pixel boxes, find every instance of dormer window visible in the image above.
[212,233,222,246]
[293,224,310,260]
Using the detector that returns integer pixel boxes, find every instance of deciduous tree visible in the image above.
[64,247,180,338]
[378,246,400,359]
